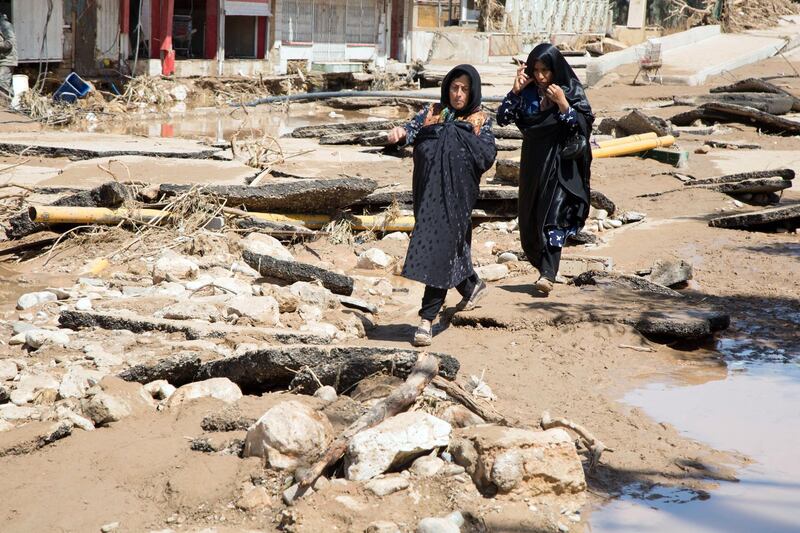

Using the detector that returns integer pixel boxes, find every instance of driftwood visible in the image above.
[541,411,611,470]
[159,178,378,213]
[296,353,440,489]
[242,249,354,296]
[670,102,800,134]
[710,77,800,111]
[431,376,520,427]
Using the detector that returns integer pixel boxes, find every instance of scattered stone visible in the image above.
[241,233,294,262]
[282,482,314,506]
[345,412,452,480]
[75,297,93,311]
[168,378,242,407]
[695,145,711,154]
[100,522,120,532]
[243,400,333,469]
[364,474,410,496]
[160,301,223,322]
[497,252,518,264]
[648,259,693,288]
[338,295,379,314]
[621,211,646,223]
[558,255,613,278]
[466,375,496,401]
[417,512,464,533]
[357,248,393,270]
[16,291,58,310]
[475,264,509,282]
[144,380,177,401]
[410,455,445,477]
[441,404,486,428]
[81,392,132,426]
[334,495,366,512]
[8,333,26,346]
[226,295,280,325]
[0,385,9,404]
[56,406,95,431]
[449,426,585,496]
[236,485,273,511]
[0,419,13,432]
[366,521,402,533]
[10,373,59,405]
[313,385,338,404]
[201,407,255,432]
[59,366,101,399]
[152,251,199,284]
[382,232,408,241]
[25,329,70,349]
[243,249,355,296]
[0,360,19,381]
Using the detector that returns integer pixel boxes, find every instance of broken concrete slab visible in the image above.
[119,354,205,387]
[493,126,523,140]
[558,256,614,278]
[290,120,404,139]
[572,270,681,298]
[704,140,762,150]
[674,92,795,115]
[708,204,800,230]
[495,159,520,184]
[319,131,391,146]
[243,249,354,296]
[58,309,333,344]
[159,177,378,213]
[691,176,793,195]
[687,169,795,186]
[710,77,800,111]
[0,132,218,160]
[119,345,459,394]
[337,295,378,314]
[670,102,800,134]
[647,259,693,288]
[615,109,672,137]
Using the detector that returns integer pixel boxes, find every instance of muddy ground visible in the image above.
[0,52,798,533]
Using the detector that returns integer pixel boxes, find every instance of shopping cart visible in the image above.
[633,40,663,85]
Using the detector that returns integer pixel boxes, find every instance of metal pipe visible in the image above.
[29,206,169,225]
[244,90,505,106]
[596,132,657,148]
[592,135,676,159]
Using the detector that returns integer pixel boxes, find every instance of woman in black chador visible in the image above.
[496,43,594,295]
[386,65,497,346]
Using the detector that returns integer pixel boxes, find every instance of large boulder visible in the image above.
[242,400,333,469]
[648,259,693,288]
[168,378,242,407]
[449,425,586,497]
[345,412,452,481]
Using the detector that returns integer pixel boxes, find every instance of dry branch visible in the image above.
[541,411,612,470]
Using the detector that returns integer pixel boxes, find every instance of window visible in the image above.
[346,0,379,44]
[282,0,380,45]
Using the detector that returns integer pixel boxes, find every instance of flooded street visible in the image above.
[590,333,800,533]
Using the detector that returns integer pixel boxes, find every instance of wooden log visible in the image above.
[710,77,800,111]
[159,178,378,213]
[290,120,404,139]
[708,204,800,229]
[242,249,354,296]
[59,309,333,344]
[296,353,439,489]
[431,376,520,427]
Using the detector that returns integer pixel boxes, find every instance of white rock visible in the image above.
[733,199,744,208]
[334,495,366,512]
[226,295,280,325]
[144,380,177,401]
[497,252,518,264]
[345,412,452,480]
[209,277,252,296]
[152,251,199,284]
[8,332,27,346]
[152,282,188,298]
[364,474,410,496]
[168,378,242,407]
[0,360,18,381]
[382,232,409,241]
[58,366,100,399]
[466,375,496,401]
[0,403,38,421]
[10,372,60,405]
[366,521,402,533]
[299,321,339,338]
[282,483,314,506]
[82,392,132,425]
[170,84,188,101]
[622,211,646,223]
[100,521,120,533]
[357,248,392,270]
[16,291,58,310]
[313,385,338,404]
[416,512,464,533]
[75,297,93,311]
[243,400,333,469]
[241,233,294,262]
[160,301,222,322]
[594,209,608,221]
[230,261,261,278]
[410,455,445,477]
[607,219,623,228]
[475,264,509,282]
[11,321,35,335]
[56,406,95,431]
[0,419,13,432]
[24,329,71,349]
[290,281,336,308]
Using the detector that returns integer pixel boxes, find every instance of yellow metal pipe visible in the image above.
[30,206,169,225]
[592,135,676,159]
[596,132,658,149]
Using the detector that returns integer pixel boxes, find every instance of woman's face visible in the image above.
[449,74,471,111]
[532,60,554,88]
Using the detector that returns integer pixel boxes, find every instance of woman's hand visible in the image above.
[387,126,407,145]
[545,84,570,113]
[512,64,535,95]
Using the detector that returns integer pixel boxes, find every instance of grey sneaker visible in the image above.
[457,279,488,311]
[535,276,554,295]
[412,319,432,347]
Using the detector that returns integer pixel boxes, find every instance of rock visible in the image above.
[263,285,299,313]
[449,426,585,496]
[290,281,336,309]
[25,329,70,349]
[410,455,445,477]
[244,250,355,296]
[0,360,19,381]
[345,412,452,480]
[59,366,101,399]
[75,297,93,311]
[8,333,26,346]
[364,474,410,496]
[648,259,693,288]
[357,248,392,270]
[241,233,294,262]
[12,321,35,334]
[10,373,60,405]
[160,301,223,322]
[16,291,58,310]
[226,295,280,325]
[0,403,38,421]
[622,211,646,223]
[168,378,242,407]
[313,385,338,404]
[366,521,402,533]
[475,264,509,282]
[231,260,261,278]
[441,404,486,428]
[335,495,366,512]
[0,385,9,404]
[465,375,496,401]
[497,252,518,264]
[382,232,409,241]
[100,522,120,532]
[56,406,95,431]
[695,145,711,154]
[282,482,314,505]
[144,380,177,401]
[243,400,333,469]
[236,485,273,511]
[81,393,132,425]
[417,512,464,533]
[152,251,199,284]
[0,419,13,431]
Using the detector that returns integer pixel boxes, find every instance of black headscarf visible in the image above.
[524,43,593,120]
[440,64,482,117]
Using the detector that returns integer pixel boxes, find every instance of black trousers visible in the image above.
[539,244,562,281]
[418,273,478,321]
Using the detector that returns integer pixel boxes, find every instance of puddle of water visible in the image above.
[81,107,373,144]
[590,341,800,533]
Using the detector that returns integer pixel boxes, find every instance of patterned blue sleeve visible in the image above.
[402,106,429,146]
[558,107,577,125]
[496,91,524,127]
